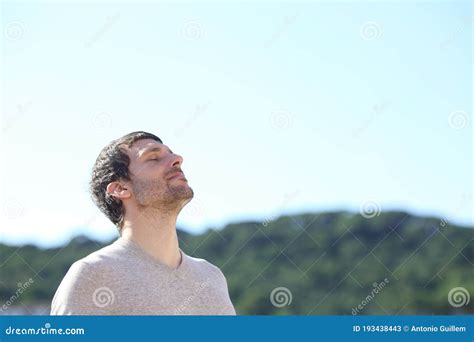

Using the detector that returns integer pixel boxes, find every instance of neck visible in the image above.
[120,206,182,269]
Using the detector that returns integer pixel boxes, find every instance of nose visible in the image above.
[171,153,183,168]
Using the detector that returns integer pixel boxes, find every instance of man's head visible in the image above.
[89,131,193,233]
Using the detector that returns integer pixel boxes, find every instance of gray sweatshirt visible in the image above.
[50,237,236,315]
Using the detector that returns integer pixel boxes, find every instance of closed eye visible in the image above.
[147,154,161,161]
[144,148,173,162]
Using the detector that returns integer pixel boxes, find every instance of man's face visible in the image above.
[123,139,193,210]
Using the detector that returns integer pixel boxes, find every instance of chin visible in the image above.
[184,186,194,199]
[180,190,194,209]
[174,184,194,199]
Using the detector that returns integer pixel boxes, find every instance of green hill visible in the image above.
[0,211,472,315]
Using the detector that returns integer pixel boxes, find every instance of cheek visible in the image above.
[139,164,166,179]
[149,163,167,177]
[132,177,164,193]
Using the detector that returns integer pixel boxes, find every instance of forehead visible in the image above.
[126,139,166,160]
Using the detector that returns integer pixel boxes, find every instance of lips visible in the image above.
[167,171,186,181]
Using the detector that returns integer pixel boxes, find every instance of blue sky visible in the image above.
[1,0,472,247]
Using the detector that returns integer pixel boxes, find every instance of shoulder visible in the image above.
[184,254,228,280]
[50,242,123,315]
[53,241,125,299]
[70,239,126,274]
[80,240,124,263]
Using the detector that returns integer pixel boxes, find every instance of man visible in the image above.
[51,131,236,315]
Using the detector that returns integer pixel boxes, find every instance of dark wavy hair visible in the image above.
[89,131,162,232]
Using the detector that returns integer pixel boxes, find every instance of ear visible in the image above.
[106,181,131,200]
